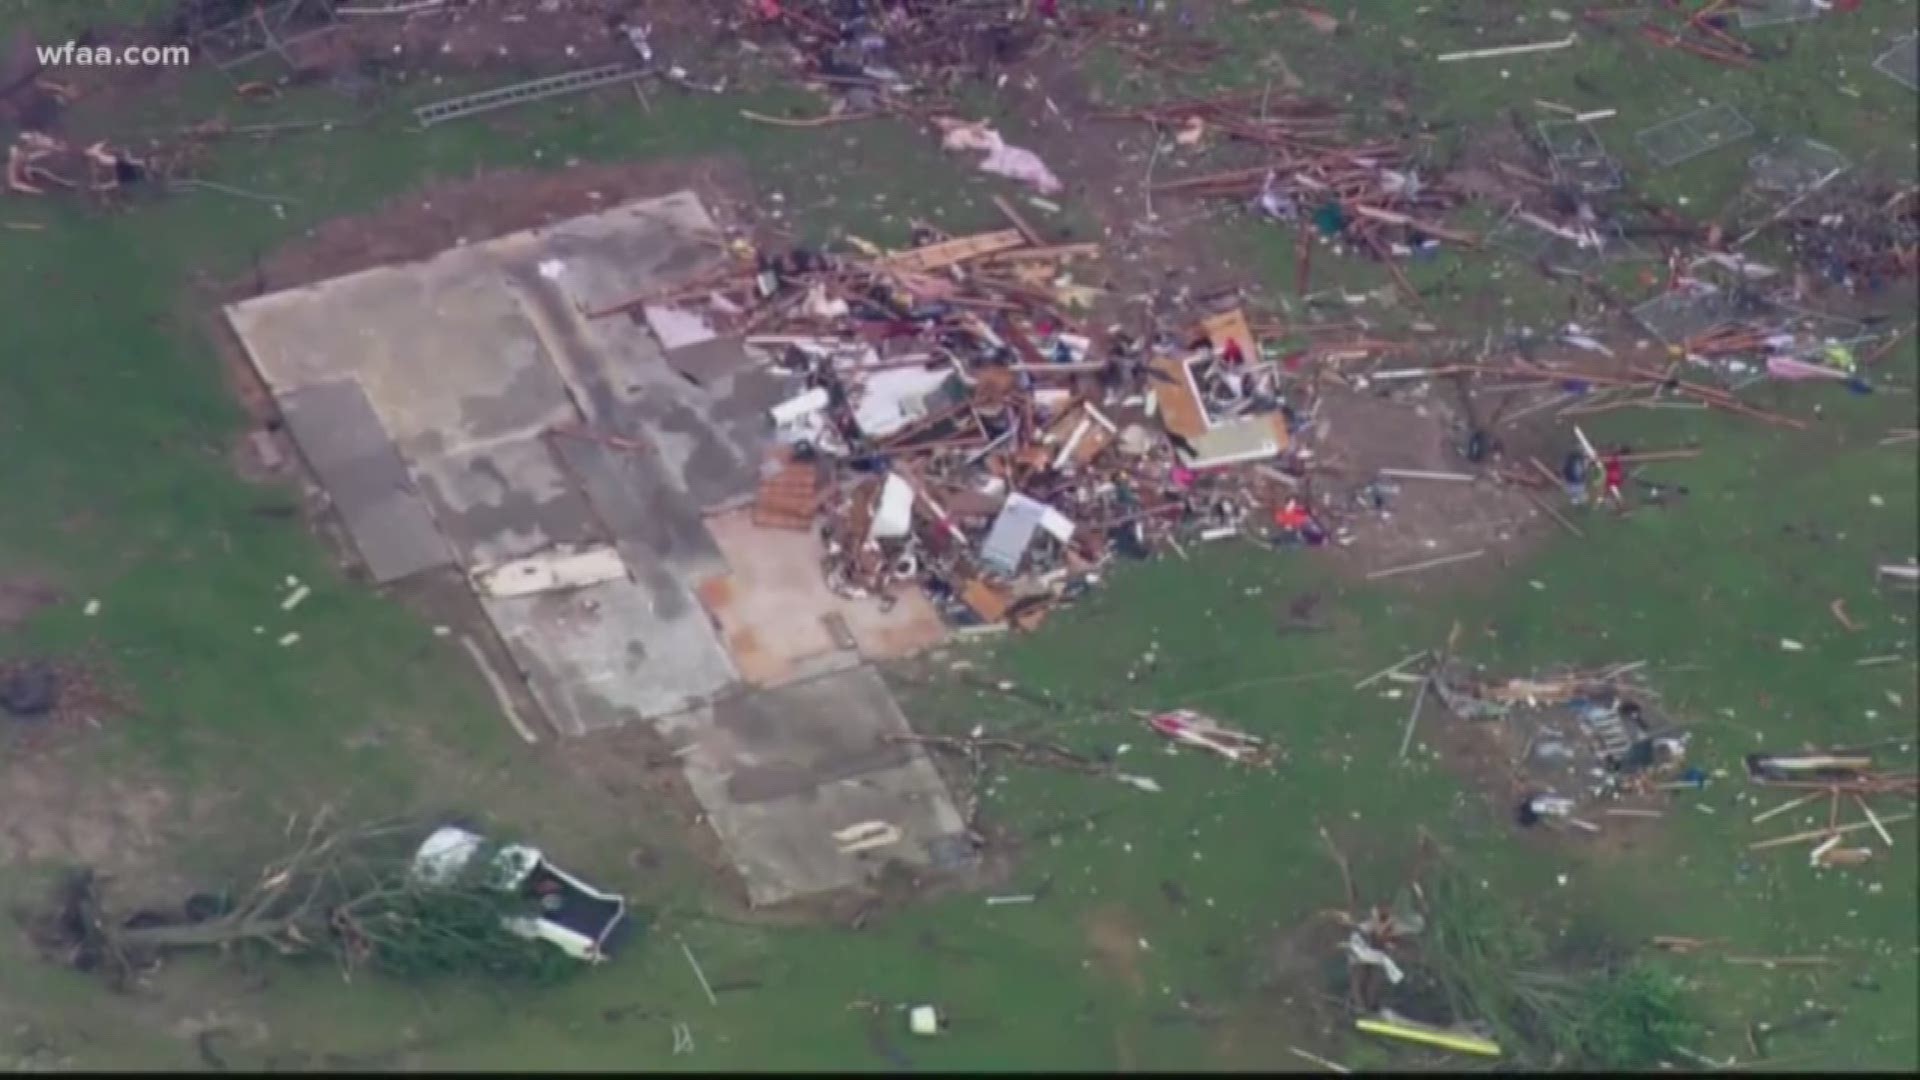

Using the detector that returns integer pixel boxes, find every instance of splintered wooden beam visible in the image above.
[991,194,1045,246]
[979,242,1103,265]
[881,229,1027,273]
[1750,813,1913,850]
[1347,204,1478,244]
[1437,36,1576,62]
[1366,549,1486,580]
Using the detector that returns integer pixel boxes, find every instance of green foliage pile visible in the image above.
[1416,863,1699,1070]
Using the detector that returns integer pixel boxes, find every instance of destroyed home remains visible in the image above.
[0,0,1913,1072]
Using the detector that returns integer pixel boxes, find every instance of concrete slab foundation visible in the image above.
[655,664,972,907]
[226,192,961,907]
[277,379,451,583]
[483,579,736,737]
[698,508,949,687]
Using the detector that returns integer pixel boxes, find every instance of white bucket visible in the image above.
[908,1005,940,1036]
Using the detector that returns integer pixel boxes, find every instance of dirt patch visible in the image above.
[1002,41,1264,320]
[0,576,63,630]
[1309,387,1551,580]
[0,655,136,733]
[225,428,292,484]
[250,156,754,295]
[0,751,175,882]
[0,653,171,883]
[1083,904,1148,995]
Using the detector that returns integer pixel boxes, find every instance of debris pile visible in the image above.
[1410,659,1694,831]
[1059,7,1226,75]
[1118,94,1473,294]
[751,0,1053,102]
[1745,749,1916,870]
[614,225,1357,631]
[1144,708,1275,767]
[5,131,156,196]
[1784,185,1920,295]
[1674,314,1874,385]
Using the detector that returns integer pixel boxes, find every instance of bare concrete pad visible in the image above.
[413,436,604,570]
[697,508,949,687]
[226,192,750,730]
[278,379,452,583]
[653,665,970,907]
[483,574,736,737]
[226,248,575,457]
[588,313,794,510]
[548,434,726,583]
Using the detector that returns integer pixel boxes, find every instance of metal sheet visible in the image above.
[980,493,1049,575]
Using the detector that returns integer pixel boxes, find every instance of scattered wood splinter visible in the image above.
[1830,598,1863,632]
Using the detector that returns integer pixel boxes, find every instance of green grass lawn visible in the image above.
[0,0,1914,1071]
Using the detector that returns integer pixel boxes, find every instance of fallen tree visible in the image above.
[32,811,578,986]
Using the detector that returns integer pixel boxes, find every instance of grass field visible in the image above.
[0,0,1914,1071]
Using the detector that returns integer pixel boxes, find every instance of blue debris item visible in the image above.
[1562,451,1588,485]
[1313,201,1348,237]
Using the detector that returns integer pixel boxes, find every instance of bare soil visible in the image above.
[1082,904,1148,995]
[0,575,63,630]
[1311,387,1554,580]
[0,748,177,883]
[251,156,755,294]
[1418,698,1663,861]
[0,653,190,893]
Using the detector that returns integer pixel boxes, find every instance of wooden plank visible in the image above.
[1148,353,1209,440]
[1379,468,1475,482]
[1366,549,1486,580]
[1749,813,1913,850]
[991,194,1045,246]
[881,229,1027,273]
[979,242,1103,265]
[1347,204,1477,244]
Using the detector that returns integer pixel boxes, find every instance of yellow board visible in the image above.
[1355,1017,1502,1058]
[883,229,1027,273]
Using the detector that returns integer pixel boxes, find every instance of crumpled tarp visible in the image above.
[939,120,1063,194]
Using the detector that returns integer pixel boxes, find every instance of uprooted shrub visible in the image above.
[29,816,579,987]
[1412,861,1700,1070]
